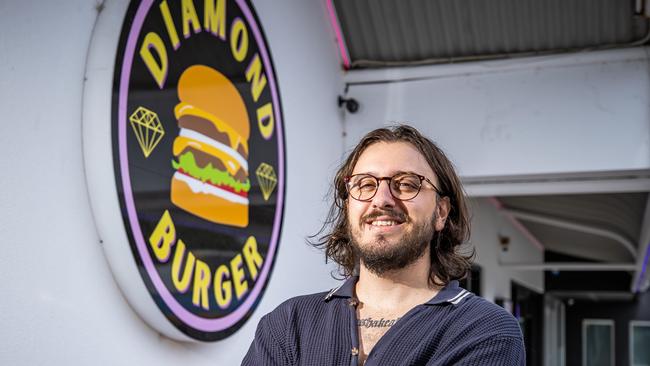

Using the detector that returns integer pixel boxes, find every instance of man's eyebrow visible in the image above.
[394,170,417,175]
[350,171,376,176]
[351,170,417,177]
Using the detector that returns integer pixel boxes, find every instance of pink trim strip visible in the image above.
[487,197,545,252]
[325,0,351,69]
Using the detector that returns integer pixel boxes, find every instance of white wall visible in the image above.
[469,199,544,301]
[343,48,650,179]
[0,0,344,364]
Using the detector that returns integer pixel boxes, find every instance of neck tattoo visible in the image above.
[357,317,401,328]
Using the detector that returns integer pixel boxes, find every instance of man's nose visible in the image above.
[371,180,396,208]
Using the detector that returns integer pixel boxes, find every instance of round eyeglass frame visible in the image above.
[344,173,442,202]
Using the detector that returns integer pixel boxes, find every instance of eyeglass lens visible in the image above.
[348,174,422,201]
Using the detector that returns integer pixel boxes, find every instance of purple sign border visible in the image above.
[117,0,285,332]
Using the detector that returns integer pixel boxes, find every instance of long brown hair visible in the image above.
[310,125,473,286]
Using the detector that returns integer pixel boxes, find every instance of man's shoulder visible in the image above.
[264,288,342,320]
[463,295,517,319]
[277,290,333,309]
[456,294,522,337]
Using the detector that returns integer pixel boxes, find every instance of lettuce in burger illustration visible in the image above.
[171,65,250,228]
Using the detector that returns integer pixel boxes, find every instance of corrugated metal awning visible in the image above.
[332,0,650,69]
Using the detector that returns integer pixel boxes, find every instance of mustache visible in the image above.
[362,209,407,223]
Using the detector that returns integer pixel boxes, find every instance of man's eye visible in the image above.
[397,182,418,190]
[394,178,419,191]
[359,182,377,190]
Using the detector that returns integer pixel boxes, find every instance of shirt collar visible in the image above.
[323,276,357,300]
[425,280,472,305]
[324,276,470,305]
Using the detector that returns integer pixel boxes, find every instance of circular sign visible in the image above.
[112,0,285,341]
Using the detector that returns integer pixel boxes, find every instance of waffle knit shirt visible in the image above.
[242,277,525,365]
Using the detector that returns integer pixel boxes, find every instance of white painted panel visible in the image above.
[344,48,650,179]
[0,0,344,364]
[470,199,544,301]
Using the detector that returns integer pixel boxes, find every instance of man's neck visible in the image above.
[355,254,440,310]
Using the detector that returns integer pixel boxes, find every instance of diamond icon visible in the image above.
[255,163,278,201]
[129,106,165,158]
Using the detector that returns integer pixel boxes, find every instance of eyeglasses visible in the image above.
[344,173,442,202]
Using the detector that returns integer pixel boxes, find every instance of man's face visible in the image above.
[346,141,449,275]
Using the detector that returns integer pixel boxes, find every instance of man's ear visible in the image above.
[434,196,450,232]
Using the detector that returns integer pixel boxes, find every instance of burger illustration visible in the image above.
[170,65,250,228]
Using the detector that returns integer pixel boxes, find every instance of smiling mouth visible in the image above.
[362,210,407,229]
[370,220,400,227]
[365,214,406,228]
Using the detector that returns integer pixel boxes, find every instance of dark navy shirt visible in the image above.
[243,277,525,365]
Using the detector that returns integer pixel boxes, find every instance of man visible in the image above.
[243,125,525,365]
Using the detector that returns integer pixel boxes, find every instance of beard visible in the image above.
[348,209,436,276]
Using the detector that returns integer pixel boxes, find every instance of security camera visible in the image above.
[498,234,510,252]
[338,96,360,114]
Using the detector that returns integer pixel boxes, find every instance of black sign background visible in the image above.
[112,0,285,341]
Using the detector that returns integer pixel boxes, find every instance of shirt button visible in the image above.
[351,347,359,356]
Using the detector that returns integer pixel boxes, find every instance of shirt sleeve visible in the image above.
[241,315,292,366]
[448,335,526,366]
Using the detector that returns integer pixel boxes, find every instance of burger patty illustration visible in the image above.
[170,65,250,228]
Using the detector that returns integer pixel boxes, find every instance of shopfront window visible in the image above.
[630,321,650,366]
[583,319,614,366]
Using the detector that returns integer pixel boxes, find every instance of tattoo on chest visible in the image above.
[357,317,401,328]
